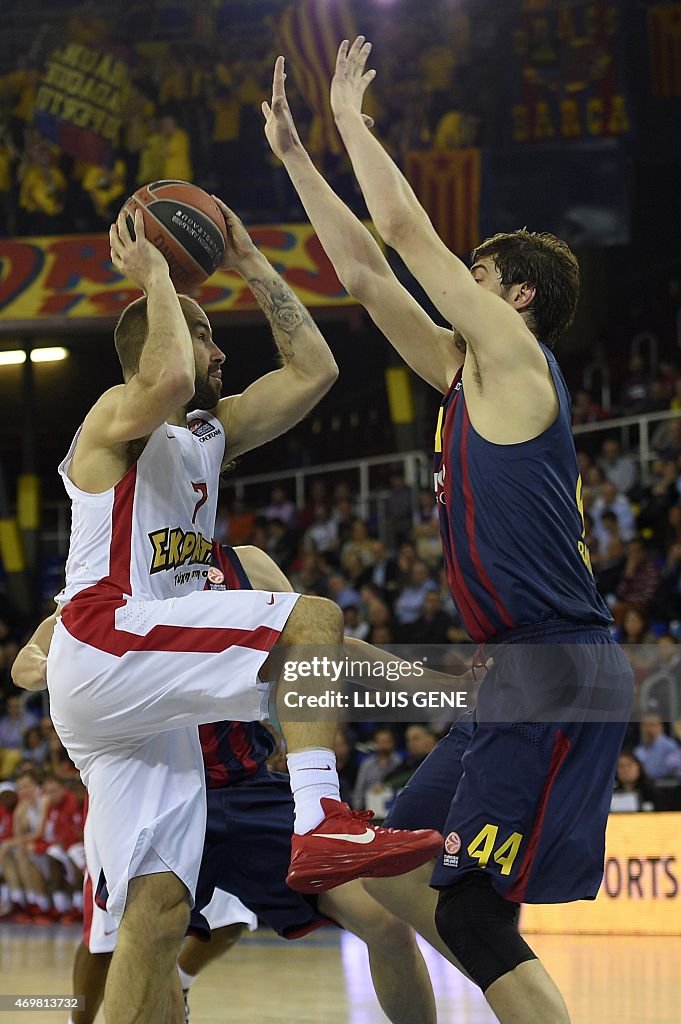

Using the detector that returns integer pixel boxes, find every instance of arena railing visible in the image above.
[222,449,433,531]
[572,407,681,485]
[40,450,433,555]
[39,410,681,555]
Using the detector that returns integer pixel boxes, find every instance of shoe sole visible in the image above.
[286,837,443,893]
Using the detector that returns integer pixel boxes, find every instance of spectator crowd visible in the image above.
[0,696,84,923]
[0,0,480,238]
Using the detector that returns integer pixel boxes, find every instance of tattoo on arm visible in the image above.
[246,276,315,362]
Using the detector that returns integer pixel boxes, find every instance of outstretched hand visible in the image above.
[109,208,169,292]
[211,196,257,272]
[262,55,304,161]
[331,36,377,123]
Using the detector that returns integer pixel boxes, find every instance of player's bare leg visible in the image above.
[177,923,244,981]
[271,595,342,764]
[365,865,469,974]
[485,961,571,1024]
[104,872,189,1024]
[71,943,111,1024]
[165,971,184,1024]
[320,881,436,1024]
[174,924,245,1023]
[367,867,570,1022]
[268,596,442,892]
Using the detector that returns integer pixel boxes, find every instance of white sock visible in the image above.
[177,965,196,991]
[72,890,83,911]
[35,894,50,912]
[10,888,24,905]
[287,749,341,834]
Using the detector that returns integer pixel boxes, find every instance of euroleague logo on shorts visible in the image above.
[207,567,225,586]
[444,831,462,856]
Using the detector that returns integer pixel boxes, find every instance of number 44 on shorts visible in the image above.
[467,824,523,876]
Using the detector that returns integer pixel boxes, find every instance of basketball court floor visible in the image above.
[1,923,679,1023]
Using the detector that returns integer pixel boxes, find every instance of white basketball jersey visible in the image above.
[56,411,225,607]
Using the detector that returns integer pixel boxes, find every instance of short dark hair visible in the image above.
[114,296,149,378]
[113,293,199,378]
[471,228,580,348]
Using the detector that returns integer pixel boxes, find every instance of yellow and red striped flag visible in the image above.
[648,2,681,97]
[405,149,482,255]
[278,0,357,156]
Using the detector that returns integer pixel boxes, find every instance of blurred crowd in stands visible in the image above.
[0,0,478,237]
[0,697,84,923]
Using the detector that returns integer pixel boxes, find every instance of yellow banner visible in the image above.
[522,813,681,936]
[0,224,358,330]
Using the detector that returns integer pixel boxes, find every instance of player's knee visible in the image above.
[364,911,414,953]
[208,922,244,954]
[123,873,190,947]
[282,595,343,643]
[434,875,536,993]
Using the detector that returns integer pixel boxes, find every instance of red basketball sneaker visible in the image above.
[286,798,443,893]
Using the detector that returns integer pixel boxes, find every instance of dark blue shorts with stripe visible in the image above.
[385,621,634,904]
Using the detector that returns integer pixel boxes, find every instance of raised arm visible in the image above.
[210,201,338,460]
[77,210,195,456]
[331,37,543,373]
[262,56,460,393]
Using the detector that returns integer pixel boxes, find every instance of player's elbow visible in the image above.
[323,360,340,389]
[157,368,195,406]
[295,361,338,408]
[375,205,429,254]
[311,357,339,390]
[337,263,380,303]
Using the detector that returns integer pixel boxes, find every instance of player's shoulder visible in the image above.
[80,386,127,432]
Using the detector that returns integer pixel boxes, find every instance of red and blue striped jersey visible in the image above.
[433,344,611,642]
[198,544,276,788]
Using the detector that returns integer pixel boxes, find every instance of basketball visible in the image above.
[121,180,228,291]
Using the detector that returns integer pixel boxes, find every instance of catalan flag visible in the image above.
[648,2,681,97]
[278,0,357,156]
[405,149,481,256]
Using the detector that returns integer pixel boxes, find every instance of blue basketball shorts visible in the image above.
[386,623,634,903]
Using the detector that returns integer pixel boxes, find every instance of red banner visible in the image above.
[0,224,366,331]
[405,149,481,256]
[278,0,356,156]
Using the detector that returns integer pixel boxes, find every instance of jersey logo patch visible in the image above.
[444,831,462,855]
[188,417,221,442]
[207,567,225,585]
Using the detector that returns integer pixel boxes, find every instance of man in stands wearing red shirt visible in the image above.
[29,774,85,922]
